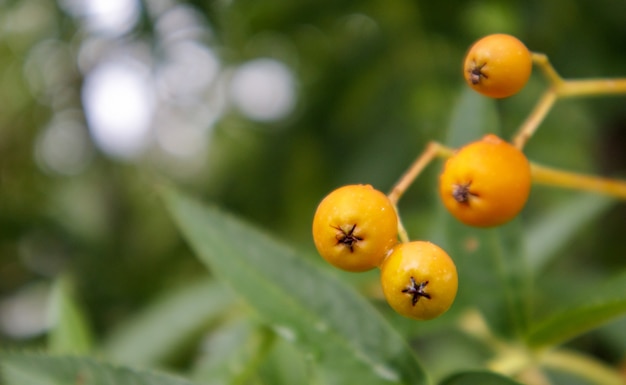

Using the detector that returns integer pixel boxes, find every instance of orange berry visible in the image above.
[312,184,398,272]
[380,241,458,321]
[439,134,532,227]
[463,34,532,98]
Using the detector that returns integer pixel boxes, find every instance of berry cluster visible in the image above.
[313,34,536,320]
[312,184,458,321]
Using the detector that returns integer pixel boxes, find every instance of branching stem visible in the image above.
[387,141,454,205]
[512,90,557,149]
[513,52,626,149]
[389,51,626,242]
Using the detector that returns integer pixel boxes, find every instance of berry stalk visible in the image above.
[387,141,454,205]
[531,163,626,199]
[512,90,558,149]
[557,78,626,98]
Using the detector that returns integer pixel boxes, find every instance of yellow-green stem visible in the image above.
[521,52,626,148]
[531,163,626,199]
[387,141,454,243]
[532,52,564,86]
[387,141,454,205]
[513,90,557,149]
[516,366,553,385]
[459,311,550,385]
[540,349,623,385]
[557,78,626,98]
[395,206,410,243]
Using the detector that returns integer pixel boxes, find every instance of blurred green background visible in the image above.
[1,0,625,372]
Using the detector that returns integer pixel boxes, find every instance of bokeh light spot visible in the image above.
[82,60,155,160]
[59,0,140,36]
[229,58,297,123]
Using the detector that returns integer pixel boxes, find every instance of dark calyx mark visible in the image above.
[333,224,363,252]
[469,61,487,85]
[452,182,477,204]
[402,277,431,306]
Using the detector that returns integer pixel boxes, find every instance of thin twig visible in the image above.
[531,163,626,200]
[512,90,558,149]
[557,78,626,98]
[387,141,454,205]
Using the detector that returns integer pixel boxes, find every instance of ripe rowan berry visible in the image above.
[463,33,532,98]
[312,184,398,272]
[439,134,532,227]
[380,241,458,321]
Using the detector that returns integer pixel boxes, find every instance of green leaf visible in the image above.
[102,279,234,367]
[0,352,198,385]
[526,270,626,348]
[191,318,275,385]
[161,186,428,385]
[257,331,314,385]
[525,193,614,274]
[439,370,523,385]
[47,276,94,355]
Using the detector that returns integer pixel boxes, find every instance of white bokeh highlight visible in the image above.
[157,41,221,101]
[230,58,296,122]
[60,0,140,36]
[0,284,50,339]
[82,60,155,159]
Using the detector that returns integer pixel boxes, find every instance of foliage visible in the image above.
[1,0,626,384]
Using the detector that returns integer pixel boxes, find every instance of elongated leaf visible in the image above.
[257,331,313,385]
[103,279,234,367]
[191,318,274,385]
[47,276,93,355]
[161,187,428,385]
[439,370,523,385]
[525,193,614,274]
[526,271,626,348]
[0,352,197,385]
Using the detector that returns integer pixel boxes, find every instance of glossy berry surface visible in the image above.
[312,184,398,272]
[463,33,532,98]
[439,134,532,227]
[380,241,458,321]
